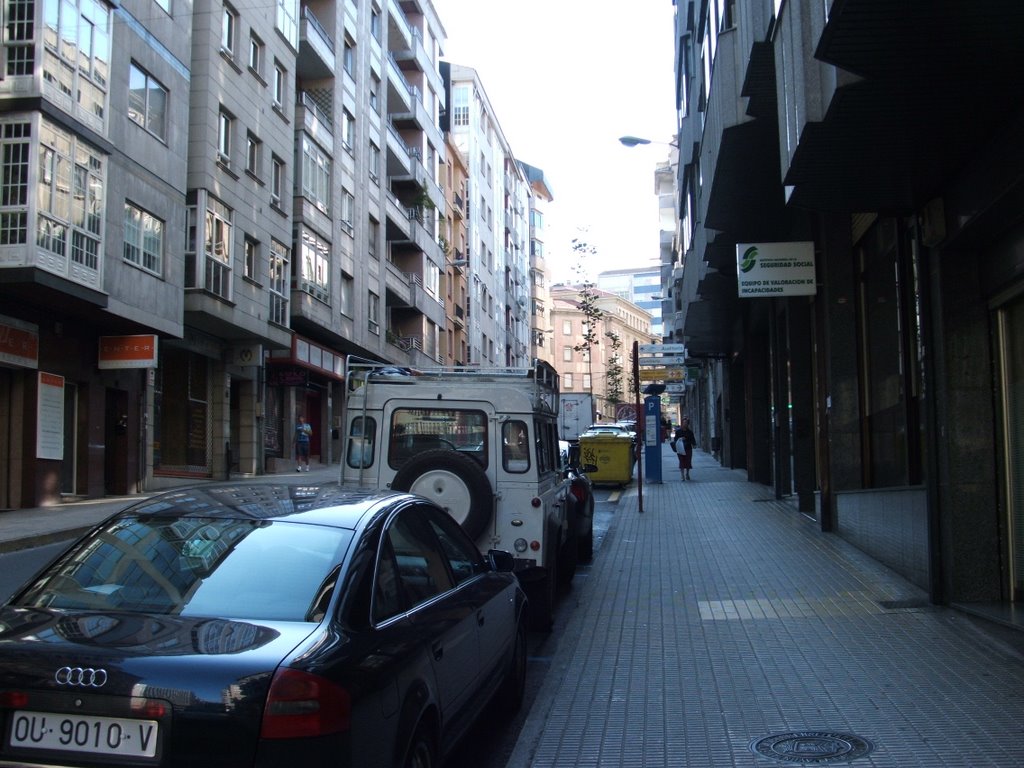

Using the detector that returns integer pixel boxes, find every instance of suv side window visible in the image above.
[347,416,376,468]
[502,420,530,473]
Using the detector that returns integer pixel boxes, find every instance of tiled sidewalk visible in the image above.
[508,448,1024,767]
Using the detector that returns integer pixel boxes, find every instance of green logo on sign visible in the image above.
[740,246,758,273]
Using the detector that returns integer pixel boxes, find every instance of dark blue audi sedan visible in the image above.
[0,485,528,768]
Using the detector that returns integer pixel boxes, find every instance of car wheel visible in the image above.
[557,506,578,587]
[402,724,436,768]
[391,449,494,540]
[495,619,527,715]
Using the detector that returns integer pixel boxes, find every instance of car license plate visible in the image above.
[8,710,158,758]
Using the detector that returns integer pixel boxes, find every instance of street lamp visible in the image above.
[619,135,653,147]
[618,135,679,149]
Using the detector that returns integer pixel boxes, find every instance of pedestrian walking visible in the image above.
[672,417,697,481]
[295,415,312,471]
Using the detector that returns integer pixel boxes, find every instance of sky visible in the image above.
[431,0,678,284]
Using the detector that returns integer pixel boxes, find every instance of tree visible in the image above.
[570,239,604,401]
[604,330,624,408]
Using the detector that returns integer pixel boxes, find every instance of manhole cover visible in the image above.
[749,731,873,764]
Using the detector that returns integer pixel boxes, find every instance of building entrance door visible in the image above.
[997,292,1024,601]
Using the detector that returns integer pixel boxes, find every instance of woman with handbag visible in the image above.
[672,417,697,481]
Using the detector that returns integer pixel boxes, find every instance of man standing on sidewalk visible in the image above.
[295,415,312,472]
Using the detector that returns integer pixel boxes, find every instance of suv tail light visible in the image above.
[261,669,351,739]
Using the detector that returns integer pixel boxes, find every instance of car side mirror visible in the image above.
[487,549,516,573]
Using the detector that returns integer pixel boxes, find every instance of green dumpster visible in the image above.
[578,432,635,486]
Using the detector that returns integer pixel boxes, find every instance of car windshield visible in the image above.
[13,516,353,622]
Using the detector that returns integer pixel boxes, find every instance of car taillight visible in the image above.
[260,669,351,739]
[0,691,29,708]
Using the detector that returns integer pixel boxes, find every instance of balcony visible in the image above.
[297,6,335,79]
[297,91,334,151]
[392,27,440,92]
[386,0,412,52]
[390,83,443,151]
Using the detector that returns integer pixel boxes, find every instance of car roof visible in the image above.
[115,484,415,530]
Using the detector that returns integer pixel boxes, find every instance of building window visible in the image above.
[276,0,298,48]
[249,33,264,76]
[269,238,289,325]
[40,0,111,128]
[37,120,104,276]
[124,201,164,274]
[218,110,233,165]
[4,0,35,76]
[368,216,378,259]
[246,132,261,176]
[343,37,355,76]
[273,61,286,108]
[583,373,592,390]
[369,142,380,183]
[186,192,232,299]
[368,291,380,334]
[0,122,30,245]
[340,271,354,316]
[271,155,284,205]
[243,235,258,280]
[221,5,238,56]
[299,226,330,302]
[562,320,572,336]
[342,110,355,152]
[340,189,354,232]
[453,86,469,127]
[370,7,381,41]
[563,346,573,362]
[369,74,380,113]
[563,373,573,390]
[301,135,331,213]
[127,63,168,140]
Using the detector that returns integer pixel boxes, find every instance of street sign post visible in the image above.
[637,355,688,367]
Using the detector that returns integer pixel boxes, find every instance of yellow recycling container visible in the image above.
[578,432,635,486]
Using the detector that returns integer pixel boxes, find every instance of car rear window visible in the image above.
[14,517,353,622]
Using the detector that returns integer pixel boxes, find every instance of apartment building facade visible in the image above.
[520,161,554,366]
[443,62,531,368]
[667,0,1024,614]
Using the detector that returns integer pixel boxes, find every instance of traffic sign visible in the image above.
[638,368,686,381]
[638,343,687,354]
[637,355,688,366]
[665,383,686,393]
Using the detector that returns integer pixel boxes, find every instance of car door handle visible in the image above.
[432,642,444,661]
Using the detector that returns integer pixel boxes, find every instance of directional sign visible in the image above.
[665,383,687,394]
[638,368,686,381]
[639,343,687,354]
[638,355,688,366]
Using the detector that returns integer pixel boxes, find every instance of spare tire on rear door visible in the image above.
[391,448,494,540]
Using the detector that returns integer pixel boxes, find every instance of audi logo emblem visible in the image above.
[54,667,108,688]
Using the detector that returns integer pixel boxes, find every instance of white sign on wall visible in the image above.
[37,372,64,460]
[736,242,817,297]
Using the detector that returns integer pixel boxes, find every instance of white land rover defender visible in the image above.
[340,356,592,628]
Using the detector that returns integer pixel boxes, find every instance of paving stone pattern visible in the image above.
[508,449,1024,767]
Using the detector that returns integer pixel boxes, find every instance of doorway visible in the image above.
[105,388,129,495]
[997,293,1024,601]
[60,382,78,495]
[303,390,322,461]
